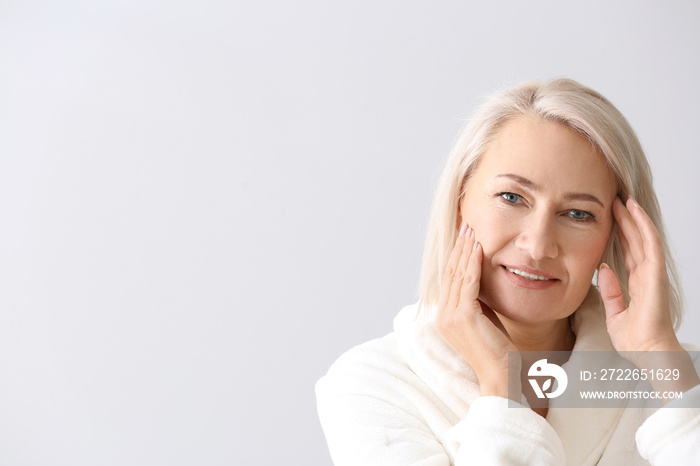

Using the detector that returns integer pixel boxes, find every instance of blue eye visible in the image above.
[568,209,594,221]
[501,192,521,203]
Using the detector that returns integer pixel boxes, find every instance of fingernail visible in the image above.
[600,263,610,270]
[472,241,478,251]
[466,227,473,238]
[459,222,467,236]
[628,196,640,209]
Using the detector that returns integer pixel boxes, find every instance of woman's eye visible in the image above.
[500,192,521,203]
[568,209,594,221]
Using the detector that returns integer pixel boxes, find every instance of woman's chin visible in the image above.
[480,295,570,326]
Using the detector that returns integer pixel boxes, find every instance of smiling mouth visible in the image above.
[504,266,554,281]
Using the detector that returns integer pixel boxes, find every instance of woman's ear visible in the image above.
[455,176,470,231]
[456,195,465,231]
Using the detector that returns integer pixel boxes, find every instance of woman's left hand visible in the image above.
[598,197,680,354]
[599,197,700,399]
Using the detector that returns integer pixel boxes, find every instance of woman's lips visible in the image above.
[501,265,558,289]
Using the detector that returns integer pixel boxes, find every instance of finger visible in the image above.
[448,227,475,309]
[627,197,665,266]
[616,223,637,273]
[613,197,644,266]
[598,263,626,322]
[458,240,482,310]
[439,224,468,309]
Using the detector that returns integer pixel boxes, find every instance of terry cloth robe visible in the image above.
[316,291,700,465]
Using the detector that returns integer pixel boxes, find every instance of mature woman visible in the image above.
[316,78,700,465]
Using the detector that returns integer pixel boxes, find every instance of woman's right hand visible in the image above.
[435,223,520,399]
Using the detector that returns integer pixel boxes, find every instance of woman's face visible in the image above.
[459,117,618,324]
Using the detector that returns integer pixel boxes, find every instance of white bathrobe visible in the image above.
[316,294,700,465]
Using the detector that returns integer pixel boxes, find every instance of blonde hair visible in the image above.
[418,78,683,330]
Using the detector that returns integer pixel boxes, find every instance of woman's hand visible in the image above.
[598,197,678,354]
[435,223,520,399]
[599,197,699,398]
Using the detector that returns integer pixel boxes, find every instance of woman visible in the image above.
[316,78,700,465]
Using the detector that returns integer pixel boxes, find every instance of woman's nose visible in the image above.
[514,212,559,260]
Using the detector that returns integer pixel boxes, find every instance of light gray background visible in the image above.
[1,1,699,465]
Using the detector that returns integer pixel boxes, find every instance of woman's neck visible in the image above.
[497,314,576,353]
[492,312,576,420]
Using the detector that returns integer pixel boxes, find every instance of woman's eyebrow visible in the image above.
[496,173,537,190]
[563,192,605,207]
[495,173,605,207]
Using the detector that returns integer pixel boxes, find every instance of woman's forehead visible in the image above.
[474,117,618,197]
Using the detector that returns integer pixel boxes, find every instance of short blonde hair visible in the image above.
[418,78,683,330]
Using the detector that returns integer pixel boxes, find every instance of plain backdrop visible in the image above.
[1,1,699,464]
